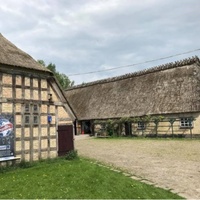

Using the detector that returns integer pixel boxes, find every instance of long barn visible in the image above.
[65,56,200,137]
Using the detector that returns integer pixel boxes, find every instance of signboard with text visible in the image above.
[0,114,14,158]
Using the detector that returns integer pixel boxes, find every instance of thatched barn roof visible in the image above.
[65,56,200,120]
[0,33,51,73]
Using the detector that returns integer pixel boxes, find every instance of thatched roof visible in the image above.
[65,56,200,120]
[0,33,51,73]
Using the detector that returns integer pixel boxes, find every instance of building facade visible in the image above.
[65,56,200,138]
[0,34,76,163]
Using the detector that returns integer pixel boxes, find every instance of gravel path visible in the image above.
[75,135,200,199]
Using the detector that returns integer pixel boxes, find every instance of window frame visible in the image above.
[137,121,145,130]
[33,115,39,125]
[180,118,193,128]
[33,104,39,113]
[25,104,30,113]
[24,115,30,124]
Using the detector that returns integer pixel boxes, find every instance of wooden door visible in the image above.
[58,125,74,156]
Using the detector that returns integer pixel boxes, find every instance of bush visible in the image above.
[65,150,78,160]
[18,160,33,168]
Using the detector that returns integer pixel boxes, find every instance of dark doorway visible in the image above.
[58,125,74,156]
[81,121,91,134]
[125,122,132,136]
[73,120,77,135]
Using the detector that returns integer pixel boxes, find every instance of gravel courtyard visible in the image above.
[75,136,200,199]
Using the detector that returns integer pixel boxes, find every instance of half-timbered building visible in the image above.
[0,33,76,163]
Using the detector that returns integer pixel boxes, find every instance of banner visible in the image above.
[0,114,14,158]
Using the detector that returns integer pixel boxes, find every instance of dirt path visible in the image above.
[75,136,200,199]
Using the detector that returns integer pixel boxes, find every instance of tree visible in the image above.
[37,60,46,67]
[37,60,74,89]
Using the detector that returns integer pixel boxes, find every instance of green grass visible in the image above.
[0,158,183,199]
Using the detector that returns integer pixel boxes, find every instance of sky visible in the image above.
[0,0,200,85]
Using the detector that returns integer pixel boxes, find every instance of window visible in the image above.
[25,115,30,124]
[180,118,193,128]
[33,104,38,113]
[137,121,145,130]
[33,116,38,124]
[25,104,30,112]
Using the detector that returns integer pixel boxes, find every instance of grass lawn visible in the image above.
[0,158,183,199]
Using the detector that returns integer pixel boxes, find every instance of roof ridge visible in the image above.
[66,56,200,91]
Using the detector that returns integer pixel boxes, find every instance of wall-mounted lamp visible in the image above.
[48,93,52,101]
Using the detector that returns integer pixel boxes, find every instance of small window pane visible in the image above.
[138,122,145,130]
[25,116,30,124]
[33,116,38,124]
[25,104,30,112]
[33,104,38,112]
[180,118,193,128]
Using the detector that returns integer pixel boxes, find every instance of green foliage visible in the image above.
[118,116,152,124]
[105,119,116,136]
[0,158,182,199]
[141,115,152,123]
[37,60,74,89]
[152,115,165,124]
[169,118,176,125]
[94,115,165,137]
[94,119,120,136]
[37,59,46,67]
[18,160,34,169]
[65,150,78,160]
[0,165,12,173]
[119,117,133,123]
[94,116,161,127]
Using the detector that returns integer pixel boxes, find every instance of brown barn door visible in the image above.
[58,125,74,156]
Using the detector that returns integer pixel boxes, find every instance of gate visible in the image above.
[58,125,74,156]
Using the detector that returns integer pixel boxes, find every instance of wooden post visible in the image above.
[21,76,25,160]
[169,118,176,138]
[38,79,42,160]
[153,119,159,137]
[188,117,194,139]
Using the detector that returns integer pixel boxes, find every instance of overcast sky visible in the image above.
[0,0,200,85]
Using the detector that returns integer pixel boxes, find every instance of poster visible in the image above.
[0,114,14,158]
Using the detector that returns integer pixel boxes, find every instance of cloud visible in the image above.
[0,0,200,85]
